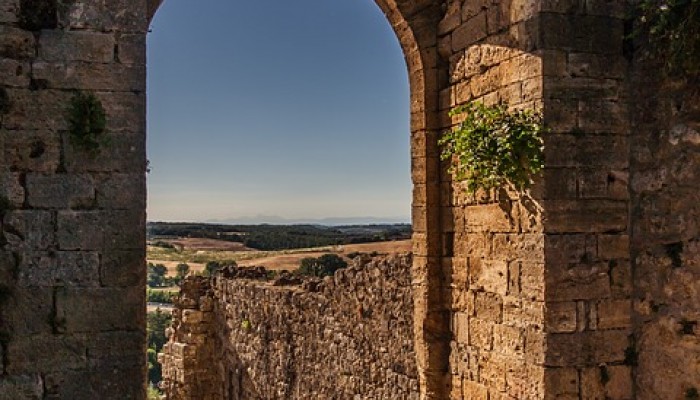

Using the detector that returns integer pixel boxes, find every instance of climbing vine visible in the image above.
[67,91,108,155]
[439,102,545,193]
[632,0,700,76]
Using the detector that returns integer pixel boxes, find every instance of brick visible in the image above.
[3,210,54,250]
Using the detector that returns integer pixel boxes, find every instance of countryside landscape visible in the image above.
[145,222,412,393]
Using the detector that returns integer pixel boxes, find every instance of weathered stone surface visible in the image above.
[38,31,114,63]
[161,255,419,400]
[55,286,144,333]
[25,174,95,209]
[2,210,55,249]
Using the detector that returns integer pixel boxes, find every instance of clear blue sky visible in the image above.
[146,0,411,223]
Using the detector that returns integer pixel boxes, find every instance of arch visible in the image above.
[147,1,447,398]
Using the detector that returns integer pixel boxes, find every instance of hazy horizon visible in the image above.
[147,214,411,226]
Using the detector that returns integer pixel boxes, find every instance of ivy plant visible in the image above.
[67,91,108,155]
[633,0,700,76]
[439,102,545,193]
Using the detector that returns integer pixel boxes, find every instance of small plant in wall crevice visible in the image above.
[67,91,108,155]
[632,0,700,77]
[439,102,545,193]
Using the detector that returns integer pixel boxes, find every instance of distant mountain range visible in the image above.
[201,215,411,226]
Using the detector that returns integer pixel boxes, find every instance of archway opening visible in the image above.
[145,1,421,397]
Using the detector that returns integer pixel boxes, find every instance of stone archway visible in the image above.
[1,0,698,399]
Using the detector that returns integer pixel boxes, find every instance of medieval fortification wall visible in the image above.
[160,255,419,400]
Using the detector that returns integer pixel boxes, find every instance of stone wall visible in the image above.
[160,254,419,400]
[628,42,700,399]
[0,0,148,398]
[1,0,698,398]
[437,1,549,398]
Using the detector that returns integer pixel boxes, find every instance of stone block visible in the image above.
[474,291,503,323]
[1,287,53,335]
[539,13,623,54]
[464,203,517,233]
[0,58,31,87]
[104,210,145,250]
[117,34,146,65]
[545,330,628,367]
[32,61,145,92]
[598,234,629,260]
[546,261,611,301]
[604,365,633,400]
[2,130,61,173]
[57,0,147,32]
[520,262,545,301]
[38,31,114,63]
[63,132,145,174]
[6,334,87,374]
[0,26,35,60]
[469,318,493,350]
[543,200,628,234]
[86,331,145,368]
[96,173,145,210]
[454,312,469,344]
[524,327,546,364]
[0,172,25,208]
[452,13,487,51]
[0,0,19,24]
[492,324,523,356]
[26,173,95,209]
[544,168,577,199]
[470,260,508,295]
[57,211,104,250]
[17,251,99,287]
[56,286,144,333]
[546,302,577,333]
[0,375,43,400]
[596,299,631,329]
[100,249,145,287]
[544,367,579,397]
[1,89,72,131]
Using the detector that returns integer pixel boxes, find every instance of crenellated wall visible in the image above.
[160,255,419,400]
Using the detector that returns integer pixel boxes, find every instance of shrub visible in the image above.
[439,102,545,193]
[297,254,347,277]
[633,0,700,77]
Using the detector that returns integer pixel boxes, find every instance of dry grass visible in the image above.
[147,239,411,272]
